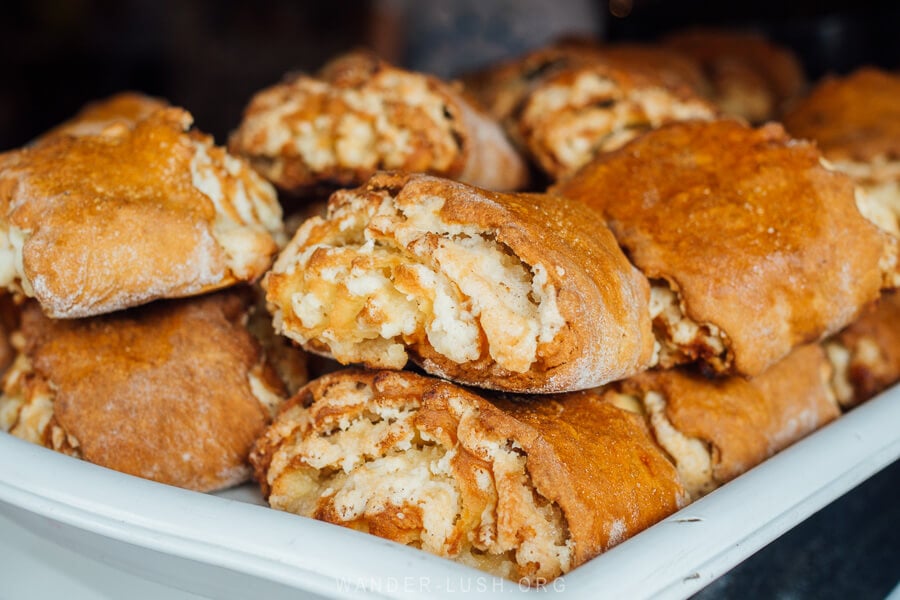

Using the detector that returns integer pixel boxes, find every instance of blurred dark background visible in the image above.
[1,0,898,150]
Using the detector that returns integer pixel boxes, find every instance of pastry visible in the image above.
[265,171,654,393]
[783,68,900,282]
[611,344,839,499]
[554,120,894,377]
[825,290,900,409]
[663,28,807,122]
[229,51,528,195]
[516,60,716,179]
[33,91,169,143]
[250,369,686,584]
[0,107,284,318]
[0,291,289,492]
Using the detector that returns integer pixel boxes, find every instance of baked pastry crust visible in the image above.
[554,120,892,376]
[618,344,839,498]
[265,171,654,393]
[34,91,169,143]
[663,28,806,123]
[229,51,528,195]
[250,369,686,583]
[0,107,284,318]
[0,292,287,492]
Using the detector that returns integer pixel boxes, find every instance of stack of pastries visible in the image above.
[2,29,899,586]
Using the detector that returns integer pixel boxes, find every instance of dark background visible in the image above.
[0,0,897,597]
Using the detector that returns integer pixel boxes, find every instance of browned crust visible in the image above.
[593,43,711,96]
[19,292,283,492]
[0,108,280,318]
[266,171,655,393]
[251,369,685,574]
[663,28,806,121]
[783,68,900,163]
[622,344,839,486]
[230,51,528,194]
[33,92,170,143]
[553,120,889,377]
[831,290,900,406]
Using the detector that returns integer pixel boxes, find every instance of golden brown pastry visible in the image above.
[554,120,894,377]
[34,92,169,143]
[0,292,289,492]
[229,51,528,195]
[250,369,686,584]
[265,171,654,393]
[611,344,839,499]
[593,43,712,97]
[825,290,900,409]
[663,29,806,123]
[516,60,716,180]
[783,68,900,261]
[0,107,284,318]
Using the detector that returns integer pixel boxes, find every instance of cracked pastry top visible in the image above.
[229,51,528,195]
[554,120,893,377]
[0,291,288,492]
[264,171,654,394]
[250,369,686,584]
[663,28,807,123]
[0,106,284,318]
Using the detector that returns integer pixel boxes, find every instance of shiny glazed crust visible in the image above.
[0,107,284,318]
[250,369,686,583]
[229,51,528,194]
[264,171,654,393]
[554,120,892,377]
[0,292,287,492]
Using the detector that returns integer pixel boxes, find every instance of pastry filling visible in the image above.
[263,378,572,583]
[232,72,463,186]
[640,391,715,499]
[648,282,729,371]
[269,188,566,373]
[188,137,285,278]
[521,71,715,176]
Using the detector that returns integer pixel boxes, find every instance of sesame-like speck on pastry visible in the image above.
[554,120,894,377]
[0,291,287,492]
[250,369,686,584]
[0,106,284,318]
[229,51,528,195]
[264,171,654,394]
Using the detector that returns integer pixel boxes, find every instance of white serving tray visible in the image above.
[1,386,898,600]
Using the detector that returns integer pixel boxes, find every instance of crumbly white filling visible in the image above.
[189,139,284,278]
[272,191,565,373]
[235,71,459,182]
[641,391,715,500]
[648,283,727,369]
[523,71,715,174]
[265,381,571,583]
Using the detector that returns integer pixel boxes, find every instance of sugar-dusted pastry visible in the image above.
[554,120,894,377]
[250,369,686,584]
[229,51,528,195]
[0,107,284,318]
[265,171,654,393]
[516,60,716,179]
[34,91,169,143]
[825,290,900,409]
[0,292,289,492]
[663,28,807,123]
[610,344,839,499]
[783,68,900,260]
